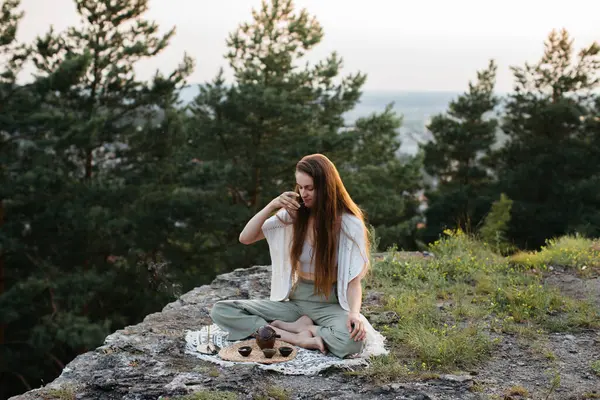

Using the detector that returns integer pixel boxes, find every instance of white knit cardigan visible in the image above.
[261,208,369,311]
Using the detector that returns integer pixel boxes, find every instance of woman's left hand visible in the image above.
[347,312,366,341]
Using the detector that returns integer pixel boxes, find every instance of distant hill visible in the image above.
[179,86,460,154]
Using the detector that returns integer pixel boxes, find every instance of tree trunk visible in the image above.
[85,149,93,180]
[251,166,261,212]
[0,199,4,355]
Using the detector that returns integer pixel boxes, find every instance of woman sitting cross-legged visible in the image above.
[210,153,372,358]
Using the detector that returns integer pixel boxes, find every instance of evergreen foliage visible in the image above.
[493,29,600,247]
[421,60,499,240]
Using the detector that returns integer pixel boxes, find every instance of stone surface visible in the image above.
[9,264,600,400]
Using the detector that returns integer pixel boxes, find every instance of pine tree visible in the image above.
[30,0,193,179]
[191,0,365,206]
[479,193,514,254]
[0,3,27,396]
[494,29,600,247]
[1,0,193,395]
[420,60,499,241]
[0,2,90,395]
[187,0,365,270]
[187,0,423,268]
[577,97,600,233]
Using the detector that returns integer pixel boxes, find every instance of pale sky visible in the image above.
[15,0,600,92]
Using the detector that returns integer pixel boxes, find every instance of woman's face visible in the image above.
[295,171,314,209]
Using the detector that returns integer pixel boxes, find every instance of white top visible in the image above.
[299,241,315,275]
[261,208,369,311]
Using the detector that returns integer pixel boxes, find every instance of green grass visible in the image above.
[505,385,529,397]
[529,336,557,362]
[44,387,75,400]
[591,360,600,377]
[490,280,566,323]
[361,230,600,380]
[469,381,485,393]
[192,365,221,377]
[401,323,493,370]
[265,386,290,400]
[252,386,291,400]
[170,391,238,400]
[346,354,412,382]
[510,235,600,271]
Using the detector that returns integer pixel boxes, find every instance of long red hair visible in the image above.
[285,154,370,298]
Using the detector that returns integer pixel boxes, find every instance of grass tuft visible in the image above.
[171,391,238,400]
[505,385,529,396]
[510,235,600,271]
[402,323,492,371]
[265,386,290,400]
[591,360,600,377]
[44,386,76,400]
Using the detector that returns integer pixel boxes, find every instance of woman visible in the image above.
[210,154,371,358]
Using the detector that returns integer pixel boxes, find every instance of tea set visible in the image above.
[237,325,294,359]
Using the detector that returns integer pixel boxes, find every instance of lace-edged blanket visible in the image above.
[184,321,388,375]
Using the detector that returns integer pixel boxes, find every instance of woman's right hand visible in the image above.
[271,191,301,215]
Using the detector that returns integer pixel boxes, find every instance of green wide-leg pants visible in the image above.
[210,280,363,358]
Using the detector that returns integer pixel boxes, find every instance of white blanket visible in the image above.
[184,322,388,375]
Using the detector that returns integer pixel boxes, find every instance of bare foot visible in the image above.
[297,330,313,339]
[298,336,327,355]
[267,326,326,354]
[271,315,314,333]
[267,326,306,345]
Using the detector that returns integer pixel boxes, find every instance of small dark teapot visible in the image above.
[252,325,281,349]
